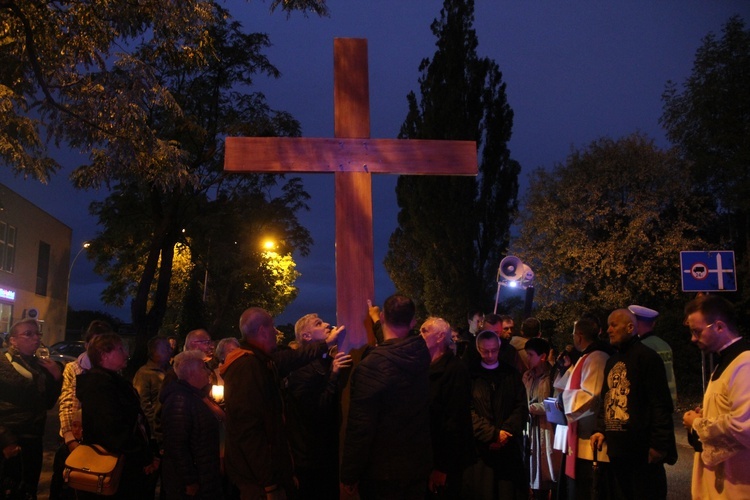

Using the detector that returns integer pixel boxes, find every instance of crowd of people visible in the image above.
[0,293,748,499]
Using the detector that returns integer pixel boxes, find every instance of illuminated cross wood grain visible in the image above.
[225,38,477,351]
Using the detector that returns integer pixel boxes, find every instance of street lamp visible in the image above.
[67,241,90,305]
[262,239,276,251]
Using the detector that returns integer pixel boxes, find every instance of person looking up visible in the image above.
[222,307,343,500]
[340,295,432,499]
[285,313,351,498]
[420,317,475,497]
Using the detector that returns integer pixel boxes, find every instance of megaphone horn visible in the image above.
[499,256,524,281]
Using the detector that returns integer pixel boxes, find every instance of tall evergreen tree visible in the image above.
[385,0,519,325]
[660,15,750,306]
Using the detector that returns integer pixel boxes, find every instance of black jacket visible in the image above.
[469,361,527,472]
[0,350,61,437]
[340,335,432,485]
[76,367,154,466]
[284,355,339,470]
[76,366,156,499]
[596,336,677,464]
[429,350,476,474]
[221,341,328,490]
[160,379,223,499]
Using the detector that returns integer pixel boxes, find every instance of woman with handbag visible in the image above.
[75,333,159,498]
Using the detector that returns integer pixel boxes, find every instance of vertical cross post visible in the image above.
[224,38,477,351]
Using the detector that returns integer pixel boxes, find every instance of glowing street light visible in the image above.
[262,239,276,251]
[67,241,91,306]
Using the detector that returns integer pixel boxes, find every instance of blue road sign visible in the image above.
[680,251,737,292]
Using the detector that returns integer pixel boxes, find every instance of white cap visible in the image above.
[628,305,659,321]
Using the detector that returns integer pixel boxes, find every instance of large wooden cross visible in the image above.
[225,38,477,352]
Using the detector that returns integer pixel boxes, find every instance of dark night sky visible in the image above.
[1,1,747,328]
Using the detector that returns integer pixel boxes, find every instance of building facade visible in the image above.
[0,183,71,346]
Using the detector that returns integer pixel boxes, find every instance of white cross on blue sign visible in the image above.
[680,251,737,292]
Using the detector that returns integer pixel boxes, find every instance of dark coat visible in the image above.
[221,341,328,491]
[76,367,153,462]
[469,362,528,473]
[428,350,476,474]
[159,379,223,499]
[284,356,339,470]
[596,336,677,464]
[76,366,155,498]
[0,350,61,437]
[340,334,432,485]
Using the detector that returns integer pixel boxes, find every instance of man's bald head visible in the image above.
[607,308,636,347]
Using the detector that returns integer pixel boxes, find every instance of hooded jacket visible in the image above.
[340,334,432,485]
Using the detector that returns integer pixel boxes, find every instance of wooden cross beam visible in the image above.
[225,38,477,352]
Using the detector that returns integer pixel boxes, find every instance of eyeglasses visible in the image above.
[690,322,714,338]
[193,340,213,345]
[16,330,42,339]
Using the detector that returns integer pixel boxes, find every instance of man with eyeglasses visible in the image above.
[683,295,750,499]
[184,328,215,361]
[0,318,62,498]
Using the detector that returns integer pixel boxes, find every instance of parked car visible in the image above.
[48,340,86,366]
